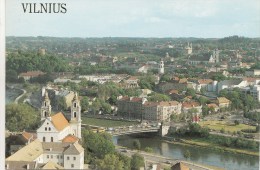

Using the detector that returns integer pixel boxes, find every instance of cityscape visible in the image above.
[4,0,260,170]
[5,36,260,170]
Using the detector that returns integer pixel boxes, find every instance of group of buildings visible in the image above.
[5,92,85,169]
[116,96,231,122]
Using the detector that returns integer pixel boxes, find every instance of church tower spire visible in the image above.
[70,92,82,138]
[158,58,164,74]
[41,91,52,121]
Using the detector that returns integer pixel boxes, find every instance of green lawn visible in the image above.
[199,120,256,133]
[82,117,139,127]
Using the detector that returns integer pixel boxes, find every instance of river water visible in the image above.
[113,135,259,170]
[6,87,23,104]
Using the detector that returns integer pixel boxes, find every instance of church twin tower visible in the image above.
[38,91,82,142]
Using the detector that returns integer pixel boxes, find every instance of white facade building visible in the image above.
[6,92,84,169]
[37,91,82,143]
[158,58,164,74]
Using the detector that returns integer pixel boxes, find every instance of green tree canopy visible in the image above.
[97,154,124,170]
[131,153,145,170]
[6,103,40,131]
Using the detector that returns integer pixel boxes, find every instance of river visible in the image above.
[113,134,259,170]
[6,86,23,104]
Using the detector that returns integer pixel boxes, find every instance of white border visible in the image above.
[0,0,5,169]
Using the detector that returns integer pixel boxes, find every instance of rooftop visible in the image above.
[51,112,70,131]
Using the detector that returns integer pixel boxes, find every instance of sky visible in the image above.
[5,0,260,38]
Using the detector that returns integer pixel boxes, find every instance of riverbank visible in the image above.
[6,85,24,104]
[162,136,259,157]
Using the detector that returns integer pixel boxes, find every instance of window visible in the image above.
[44,101,47,107]
[45,127,47,131]
[43,137,46,142]
[74,103,77,108]
[73,157,76,160]
[49,127,51,131]
[71,164,74,168]
[51,137,53,142]
[57,155,59,159]
[61,155,63,159]
[51,155,53,158]
[74,112,77,118]
[47,155,49,158]
[67,156,70,160]
[44,111,47,117]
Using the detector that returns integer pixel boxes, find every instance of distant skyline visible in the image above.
[6,0,260,38]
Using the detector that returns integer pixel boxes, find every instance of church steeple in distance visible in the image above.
[41,91,52,121]
[70,92,81,122]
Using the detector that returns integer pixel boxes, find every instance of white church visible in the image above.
[37,91,82,142]
[6,91,85,169]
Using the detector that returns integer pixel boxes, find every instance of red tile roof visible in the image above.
[19,71,45,77]
[182,101,200,108]
[62,135,79,143]
[51,112,69,131]
[198,79,213,84]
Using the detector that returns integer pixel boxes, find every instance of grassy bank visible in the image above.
[82,117,139,127]
[199,120,256,133]
[163,137,259,157]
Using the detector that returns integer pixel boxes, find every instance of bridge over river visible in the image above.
[81,123,170,136]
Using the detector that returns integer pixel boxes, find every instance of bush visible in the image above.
[234,120,240,125]
[241,129,256,133]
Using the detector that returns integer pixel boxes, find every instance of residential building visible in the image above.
[182,101,202,114]
[207,103,219,112]
[117,97,147,119]
[123,76,139,88]
[143,101,182,121]
[18,71,45,81]
[250,85,260,102]
[217,79,248,93]
[245,69,260,76]
[216,97,231,108]
[6,139,84,169]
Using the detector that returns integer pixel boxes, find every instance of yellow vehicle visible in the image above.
[97,127,105,133]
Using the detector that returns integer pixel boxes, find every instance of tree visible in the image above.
[82,129,115,159]
[97,154,124,170]
[133,139,141,150]
[183,150,191,160]
[148,93,170,102]
[131,153,145,170]
[6,103,40,131]
[144,147,153,153]
[117,153,131,170]
[220,128,225,133]
[186,88,196,97]
[81,96,89,112]
[6,69,18,82]
[234,120,239,125]
[57,96,67,111]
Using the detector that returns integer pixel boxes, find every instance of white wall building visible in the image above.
[37,91,82,143]
[6,92,84,169]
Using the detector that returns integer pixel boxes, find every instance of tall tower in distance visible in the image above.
[213,49,220,63]
[70,92,82,138]
[186,42,192,55]
[158,58,165,74]
[41,91,52,121]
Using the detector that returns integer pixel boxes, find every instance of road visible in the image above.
[14,89,26,104]
[116,147,214,170]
